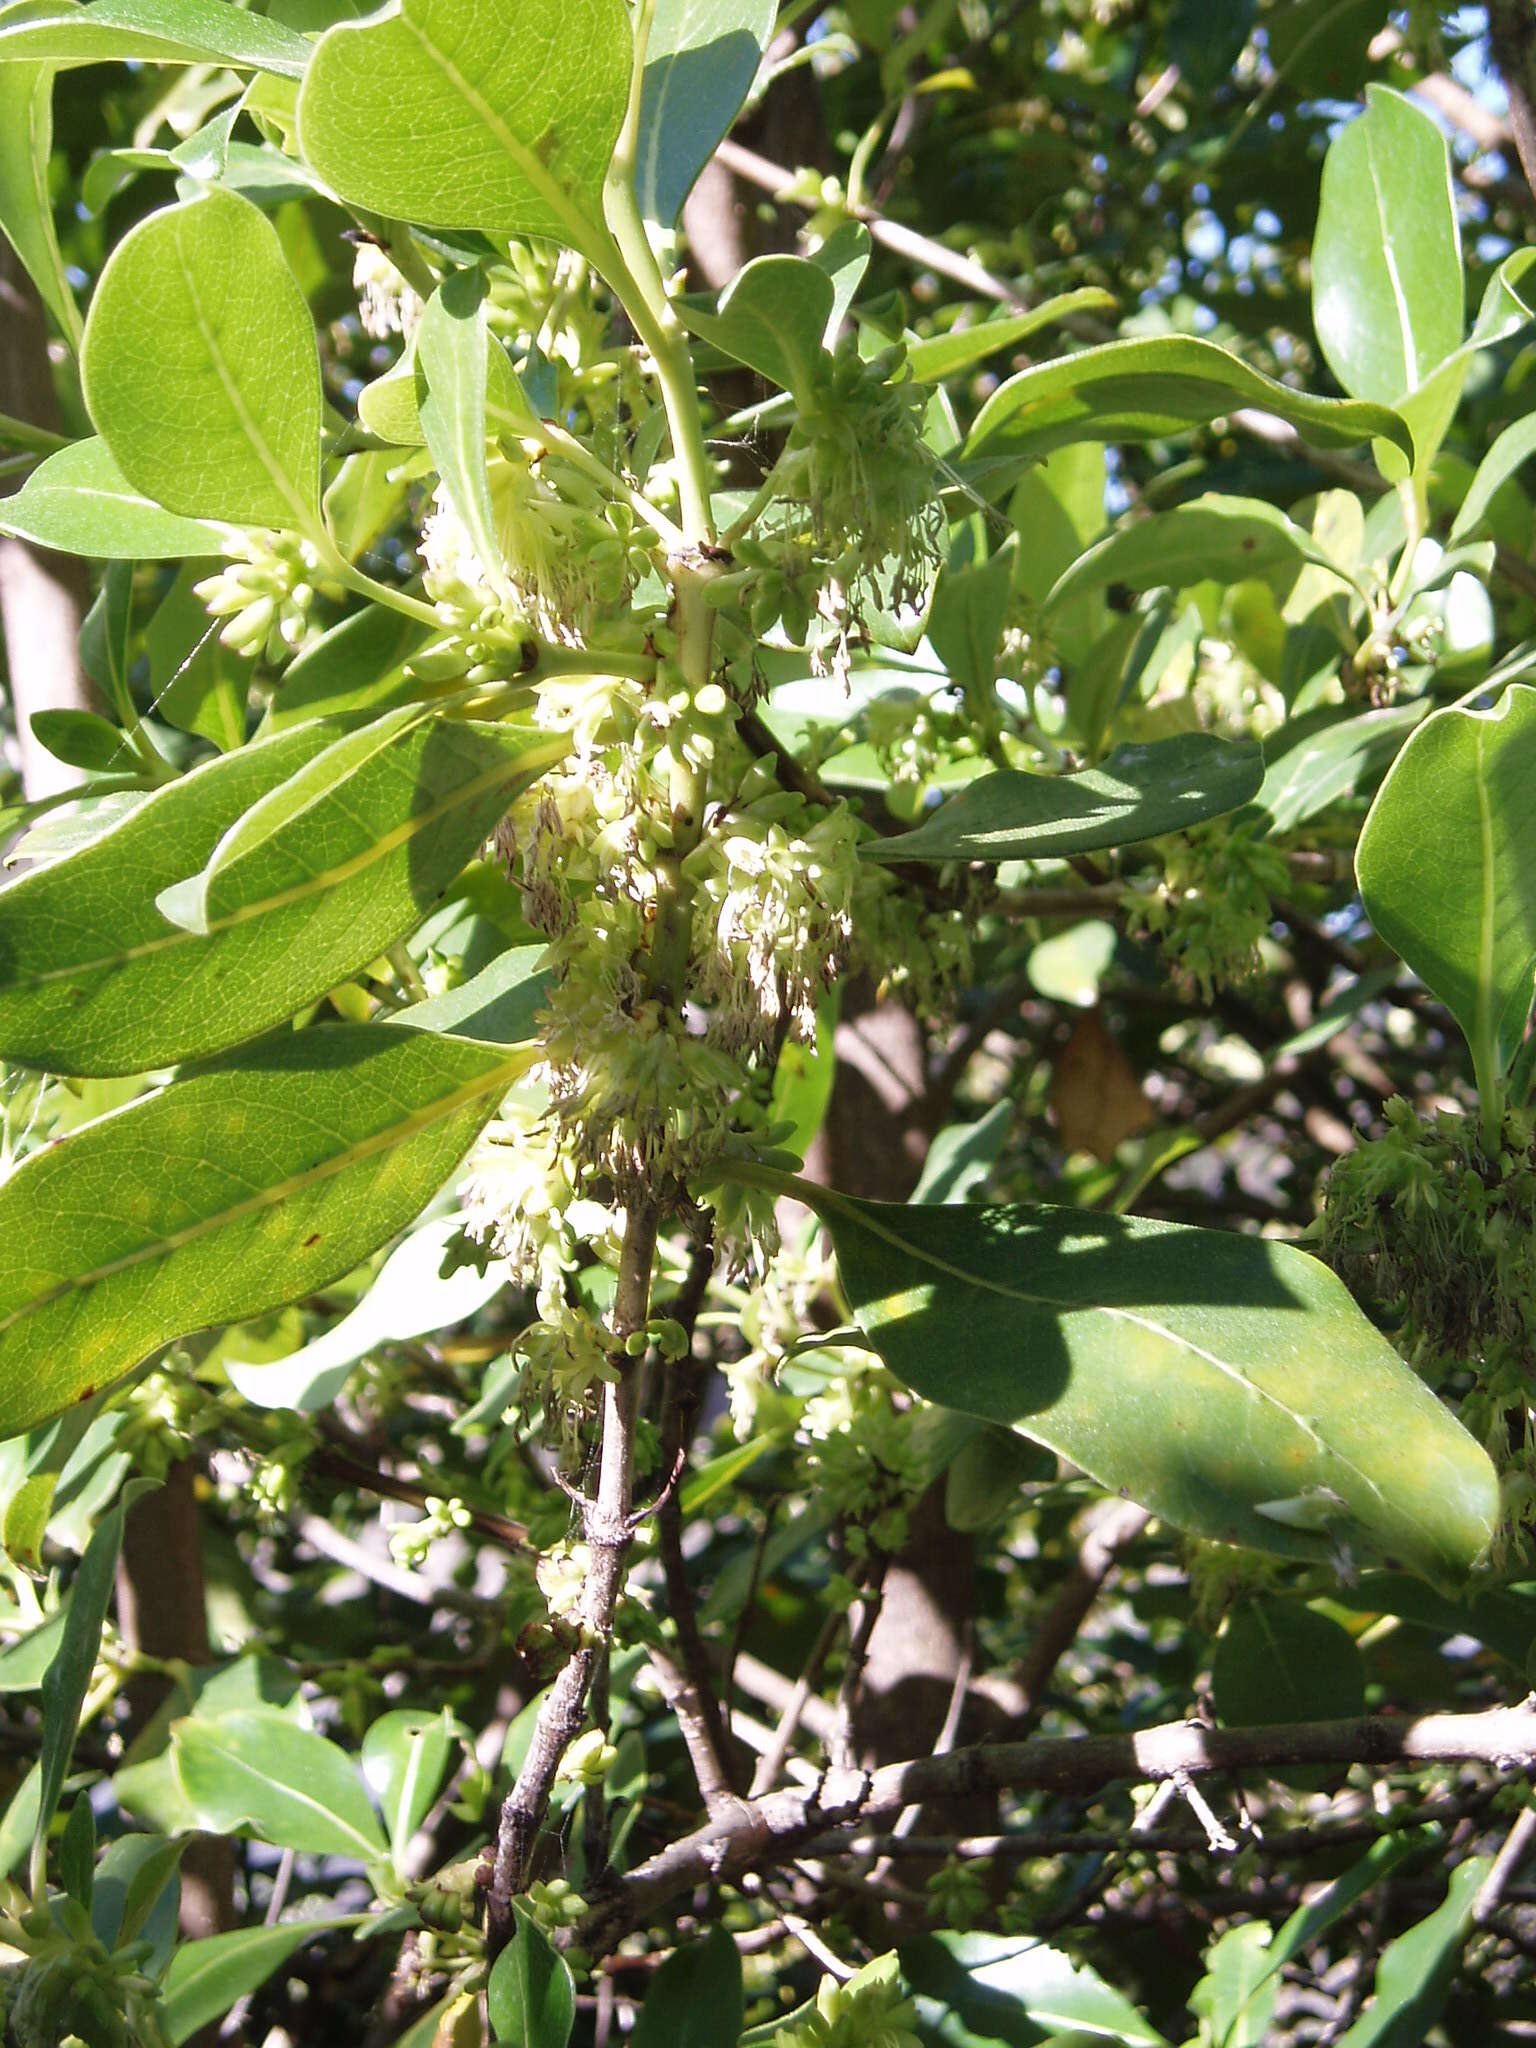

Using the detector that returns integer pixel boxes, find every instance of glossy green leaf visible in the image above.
[1213,1597,1366,1729]
[0,436,228,558]
[789,1186,1498,1583]
[81,186,322,531]
[173,1706,387,1860]
[0,8,80,349]
[416,270,510,605]
[0,0,312,75]
[162,1917,364,2046]
[0,1023,534,1435]
[681,254,833,399]
[361,1707,461,1872]
[1334,1857,1488,2048]
[1450,411,1536,543]
[400,942,551,1045]
[1356,684,1536,1099]
[487,1902,577,2048]
[631,1926,742,2048]
[965,334,1409,486]
[903,290,1117,385]
[637,0,775,226]
[1312,86,1461,408]
[1252,702,1427,838]
[1046,496,1360,615]
[0,713,562,1074]
[296,0,631,253]
[264,606,438,731]
[36,1487,133,1878]
[862,733,1263,865]
[902,1932,1168,2047]
[0,1604,67,1689]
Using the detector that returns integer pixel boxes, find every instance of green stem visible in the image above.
[598,0,716,546]
[525,417,689,552]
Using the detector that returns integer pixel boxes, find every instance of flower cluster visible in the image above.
[194,530,341,667]
[687,793,860,1054]
[797,1366,930,1559]
[1322,1098,1536,1506]
[1125,820,1288,1000]
[352,243,423,341]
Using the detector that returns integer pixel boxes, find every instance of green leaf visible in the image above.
[1312,86,1462,408]
[0,0,313,76]
[0,1604,67,1689]
[1189,1923,1276,2048]
[0,713,562,1074]
[791,1188,1498,1584]
[902,1931,1168,2047]
[1212,1597,1366,1729]
[902,290,1118,385]
[1334,1857,1489,2048]
[1251,702,1427,838]
[487,1902,577,2048]
[945,1424,1053,1532]
[58,1790,94,1907]
[636,0,775,226]
[631,1924,743,2048]
[1046,496,1361,615]
[964,335,1411,487]
[0,9,80,349]
[0,1022,534,1436]
[911,1099,1013,1205]
[680,254,834,399]
[400,942,551,1045]
[0,437,228,558]
[264,605,437,732]
[81,186,322,531]
[861,733,1264,865]
[2,1472,57,1567]
[36,1486,134,1878]
[1356,684,1536,1102]
[416,270,509,605]
[1450,411,1536,543]
[296,0,631,253]
[361,1707,460,1873]
[30,708,133,773]
[928,540,1015,715]
[92,1832,185,1966]
[173,1706,387,1860]
[162,1917,365,2046]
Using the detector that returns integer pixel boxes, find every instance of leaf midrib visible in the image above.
[398,8,600,258]
[9,740,553,990]
[0,1049,525,1337]
[181,1729,383,1859]
[824,1191,1390,1512]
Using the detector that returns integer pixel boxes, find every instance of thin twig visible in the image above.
[1474,1802,1536,1924]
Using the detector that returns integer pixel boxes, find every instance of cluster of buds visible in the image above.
[194,529,341,667]
[773,1952,922,2048]
[0,1912,169,2048]
[797,1367,929,1560]
[388,1494,472,1571]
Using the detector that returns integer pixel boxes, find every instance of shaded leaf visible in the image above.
[0,14,79,348]
[862,733,1263,864]
[1213,1597,1366,1729]
[631,1924,743,2048]
[785,1186,1498,1583]
[637,0,775,226]
[965,335,1411,487]
[1334,1858,1488,2048]
[162,1917,365,2046]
